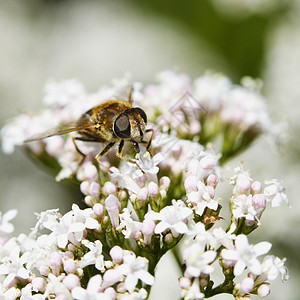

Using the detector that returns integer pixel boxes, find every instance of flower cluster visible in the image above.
[0,72,290,299]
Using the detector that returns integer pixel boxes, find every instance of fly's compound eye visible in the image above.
[134,107,147,123]
[114,114,131,138]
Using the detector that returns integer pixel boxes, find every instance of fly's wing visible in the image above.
[111,85,134,105]
[24,123,95,143]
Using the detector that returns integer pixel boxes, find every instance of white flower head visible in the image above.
[221,234,272,276]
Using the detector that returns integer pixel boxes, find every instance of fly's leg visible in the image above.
[139,129,154,157]
[72,137,87,165]
[117,140,144,173]
[127,85,134,105]
[95,142,115,172]
[145,129,154,152]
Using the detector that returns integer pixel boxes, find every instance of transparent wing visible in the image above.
[24,123,95,142]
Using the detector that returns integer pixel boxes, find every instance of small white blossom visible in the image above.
[0,245,30,286]
[232,194,258,224]
[152,200,193,238]
[187,181,219,216]
[184,243,216,277]
[264,179,290,207]
[79,240,104,271]
[181,278,204,300]
[72,275,110,300]
[261,255,289,282]
[221,234,272,276]
[117,251,154,293]
[118,209,142,239]
[0,209,17,235]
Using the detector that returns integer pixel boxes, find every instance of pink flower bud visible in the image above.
[251,181,262,194]
[252,194,266,214]
[165,233,174,243]
[39,266,50,276]
[184,175,198,193]
[179,277,191,289]
[257,284,270,297]
[240,277,254,293]
[62,251,74,260]
[64,259,76,274]
[84,195,93,207]
[32,277,46,292]
[206,185,215,199]
[105,195,121,228]
[89,182,101,197]
[104,287,117,299]
[206,174,219,188]
[159,176,170,190]
[104,181,117,194]
[55,295,69,300]
[80,181,90,195]
[110,246,123,264]
[236,175,251,194]
[102,269,122,289]
[83,163,98,181]
[137,187,148,201]
[50,252,62,268]
[148,182,159,196]
[63,274,80,290]
[189,120,201,134]
[93,203,104,216]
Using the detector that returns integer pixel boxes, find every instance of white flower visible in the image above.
[118,288,148,300]
[0,209,17,235]
[30,209,60,238]
[264,179,290,207]
[261,255,289,282]
[185,222,213,251]
[118,209,142,239]
[134,147,164,176]
[211,223,236,250]
[45,211,85,248]
[232,194,258,224]
[109,166,141,195]
[72,275,110,300]
[44,273,72,299]
[78,240,104,271]
[221,234,272,276]
[0,286,20,300]
[181,278,204,300]
[187,181,219,216]
[0,245,30,286]
[183,243,217,277]
[117,251,154,293]
[152,200,193,238]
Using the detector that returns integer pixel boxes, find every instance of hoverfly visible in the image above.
[25,87,154,172]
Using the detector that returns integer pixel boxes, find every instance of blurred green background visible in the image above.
[0,0,299,299]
